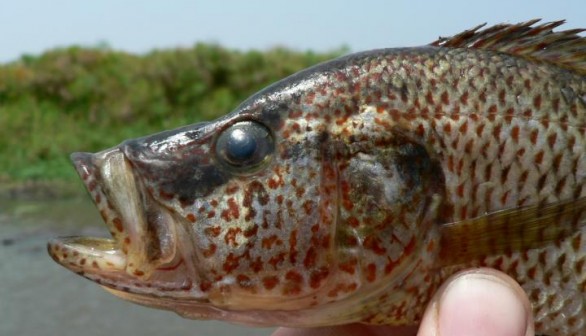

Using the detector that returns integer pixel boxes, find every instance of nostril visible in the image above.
[70,152,95,181]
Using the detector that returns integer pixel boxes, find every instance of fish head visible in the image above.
[48,62,445,326]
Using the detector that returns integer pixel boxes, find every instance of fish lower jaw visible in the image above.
[47,236,127,274]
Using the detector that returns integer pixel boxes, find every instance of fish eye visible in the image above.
[215,120,274,174]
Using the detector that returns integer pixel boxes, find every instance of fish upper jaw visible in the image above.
[48,148,181,285]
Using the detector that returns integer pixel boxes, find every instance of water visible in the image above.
[0,197,274,336]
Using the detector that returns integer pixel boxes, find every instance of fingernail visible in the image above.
[438,273,530,336]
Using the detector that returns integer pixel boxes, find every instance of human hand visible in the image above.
[272,268,534,336]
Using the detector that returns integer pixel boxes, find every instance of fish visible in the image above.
[48,19,586,335]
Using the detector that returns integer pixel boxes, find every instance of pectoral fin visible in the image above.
[438,197,586,265]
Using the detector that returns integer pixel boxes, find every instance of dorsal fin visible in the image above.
[430,19,586,75]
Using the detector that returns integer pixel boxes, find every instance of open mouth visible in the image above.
[48,148,177,282]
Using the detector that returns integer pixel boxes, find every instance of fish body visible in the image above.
[48,20,586,335]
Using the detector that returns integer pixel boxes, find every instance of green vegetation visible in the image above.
[0,44,345,197]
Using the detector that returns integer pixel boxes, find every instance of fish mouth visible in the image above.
[48,148,179,284]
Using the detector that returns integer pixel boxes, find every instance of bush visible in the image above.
[0,44,345,186]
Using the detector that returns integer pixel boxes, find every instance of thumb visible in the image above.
[418,268,534,336]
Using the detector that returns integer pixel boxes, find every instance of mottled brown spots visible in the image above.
[425,91,434,105]
[527,266,537,280]
[347,216,360,228]
[207,210,216,219]
[533,94,542,109]
[250,257,263,273]
[575,258,585,273]
[303,200,315,214]
[263,276,279,290]
[442,122,452,133]
[552,97,560,112]
[203,244,217,258]
[199,281,212,292]
[463,139,474,154]
[346,235,358,247]
[204,226,221,237]
[303,247,317,268]
[221,198,240,221]
[339,259,357,274]
[458,121,468,134]
[289,230,298,264]
[268,178,279,189]
[133,270,145,276]
[262,235,282,249]
[309,267,329,289]
[243,181,269,221]
[498,89,506,105]
[365,263,377,282]
[547,132,557,148]
[492,123,502,139]
[478,90,486,103]
[243,224,258,238]
[572,234,582,252]
[88,180,98,192]
[269,252,286,269]
[295,186,306,198]
[224,227,242,247]
[500,190,509,205]
[459,91,468,105]
[223,253,240,273]
[534,150,544,165]
[225,184,240,194]
[440,92,452,106]
[456,183,465,198]
[112,217,123,232]
[283,270,303,295]
[342,199,353,211]
[510,126,520,142]
[530,129,538,145]
[363,236,387,255]
[186,213,196,223]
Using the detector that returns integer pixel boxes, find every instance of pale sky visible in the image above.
[1,0,584,63]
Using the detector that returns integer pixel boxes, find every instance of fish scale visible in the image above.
[48,20,586,335]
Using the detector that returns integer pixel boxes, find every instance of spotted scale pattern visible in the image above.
[49,21,586,335]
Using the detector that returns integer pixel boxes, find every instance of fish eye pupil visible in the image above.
[226,129,257,161]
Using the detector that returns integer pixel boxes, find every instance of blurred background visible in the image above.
[0,1,584,335]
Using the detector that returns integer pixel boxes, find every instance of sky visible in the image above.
[1,0,585,63]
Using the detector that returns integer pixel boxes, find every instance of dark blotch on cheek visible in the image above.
[160,164,230,207]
